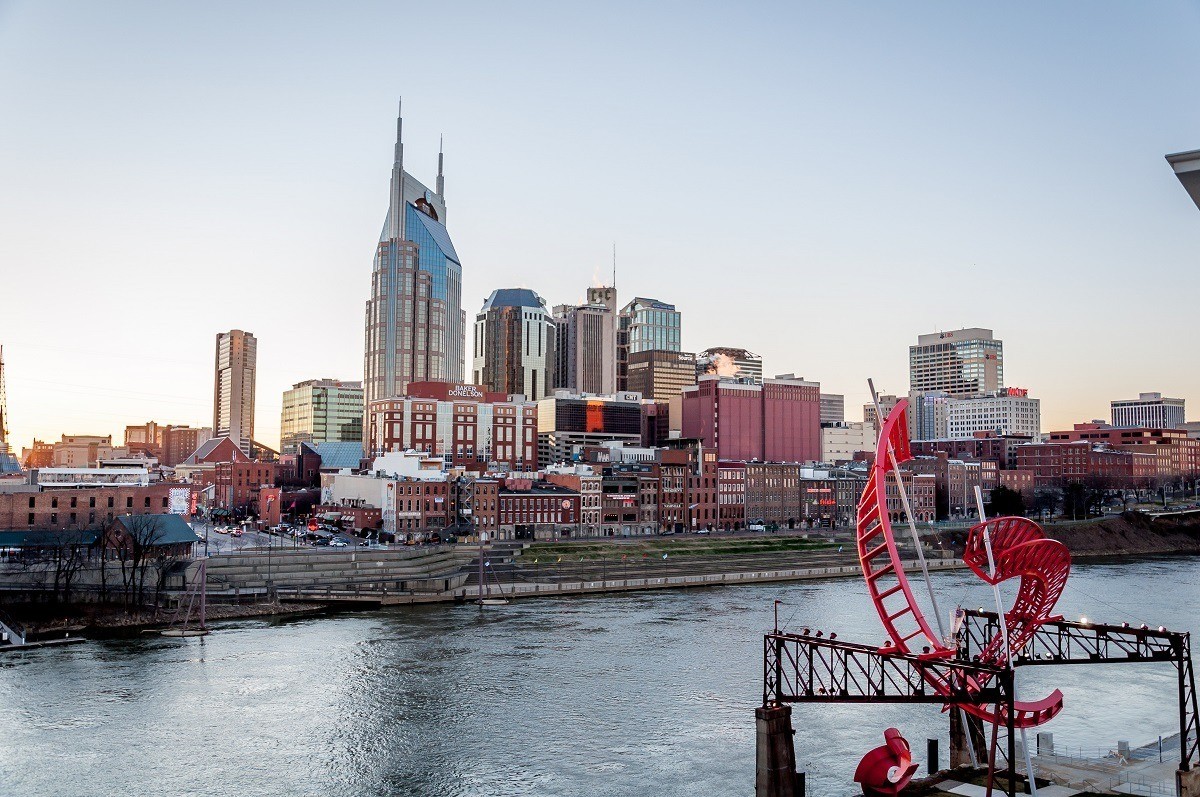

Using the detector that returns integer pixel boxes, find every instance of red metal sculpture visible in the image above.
[855,399,1071,728]
[854,728,919,796]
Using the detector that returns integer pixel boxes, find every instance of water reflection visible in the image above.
[0,557,1195,797]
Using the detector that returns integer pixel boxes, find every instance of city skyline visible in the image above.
[3,2,1199,451]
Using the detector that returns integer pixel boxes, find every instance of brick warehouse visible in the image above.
[0,483,184,531]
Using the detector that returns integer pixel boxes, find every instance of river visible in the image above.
[1,557,1197,796]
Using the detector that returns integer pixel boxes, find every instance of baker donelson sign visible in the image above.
[447,385,485,399]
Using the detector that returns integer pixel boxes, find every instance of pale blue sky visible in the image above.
[2,1,1198,451]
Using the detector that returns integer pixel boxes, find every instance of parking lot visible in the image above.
[190,522,389,555]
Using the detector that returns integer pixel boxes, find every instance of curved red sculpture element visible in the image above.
[853,727,919,796]
[856,399,1071,728]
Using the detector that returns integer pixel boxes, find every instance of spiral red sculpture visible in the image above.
[854,728,919,796]
[855,399,1071,728]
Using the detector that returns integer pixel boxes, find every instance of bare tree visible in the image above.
[111,515,168,609]
[24,528,91,604]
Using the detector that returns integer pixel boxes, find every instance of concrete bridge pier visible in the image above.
[755,704,803,797]
[1179,766,1200,797]
[950,707,988,769]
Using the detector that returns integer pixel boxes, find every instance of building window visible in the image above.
[144,497,151,508]
[89,497,96,508]
[51,498,58,509]
[27,513,34,525]
[50,513,57,524]
[28,497,34,508]
[108,497,114,508]
[127,497,133,508]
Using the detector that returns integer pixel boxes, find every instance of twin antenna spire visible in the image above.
[392,98,445,199]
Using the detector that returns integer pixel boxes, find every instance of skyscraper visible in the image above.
[473,288,554,400]
[908,328,1003,399]
[552,285,617,395]
[363,101,464,432]
[617,297,681,390]
[280,379,365,453]
[213,329,257,455]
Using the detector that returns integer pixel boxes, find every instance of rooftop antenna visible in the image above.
[612,241,617,289]
[387,98,404,241]
[436,134,445,197]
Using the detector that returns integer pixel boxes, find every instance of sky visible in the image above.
[1,1,1199,453]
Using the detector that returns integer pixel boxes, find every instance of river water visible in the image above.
[1,557,1197,797]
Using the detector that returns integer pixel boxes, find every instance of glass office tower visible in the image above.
[363,102,465,441]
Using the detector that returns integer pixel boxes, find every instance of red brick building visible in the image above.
[497,480,580,539]
[1015,441,1153,487]
[1044,424,1199,479]
[716,459,745,530]
[366,381,538,470]
[544,468,604,535]
[213,461,279,513]
[0,484,182,531]
[681,374,821,463]
[910,433,1031,470]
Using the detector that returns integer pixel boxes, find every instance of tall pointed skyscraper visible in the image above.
[363,101,464,434]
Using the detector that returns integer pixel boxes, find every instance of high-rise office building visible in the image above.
[911,390,951,440]
[213,329,257,455]
[1111,392,1186,429]
[819,393,845,425]
[864,394,902,427]
[626,349,696,403]
[553,285,617,394]
[909,328,1003,399]
[617,297,680,389]
[536,390,644,466]
[947,388,1041,439]
[280,379,365,453]
[363,101,464,434]
[696,347,763,385]
[473,289,554,401]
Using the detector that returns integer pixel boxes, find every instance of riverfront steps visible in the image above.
[193,536,960,606]
[465,557,965,602]
[215,556,964,607]
[199,544,505,601]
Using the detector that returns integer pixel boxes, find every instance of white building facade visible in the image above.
[946,390,1041,439]
[1111,392,1186,429]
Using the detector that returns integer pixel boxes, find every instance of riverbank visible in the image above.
[1048,511,1200,557]
[9,600,331,638]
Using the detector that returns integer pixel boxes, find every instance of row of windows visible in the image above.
[28,495,165,509]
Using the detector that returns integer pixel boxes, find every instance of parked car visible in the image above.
[329,540,348,548]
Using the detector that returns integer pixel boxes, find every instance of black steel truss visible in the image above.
[763,632,1009,707]
[959,609,1200,770]
[763,631,1021,797]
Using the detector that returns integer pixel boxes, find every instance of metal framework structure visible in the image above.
[763,631,1023,796]
[961,609,1200,771]
[755,397,1199,796]
[855,398,1070,728]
